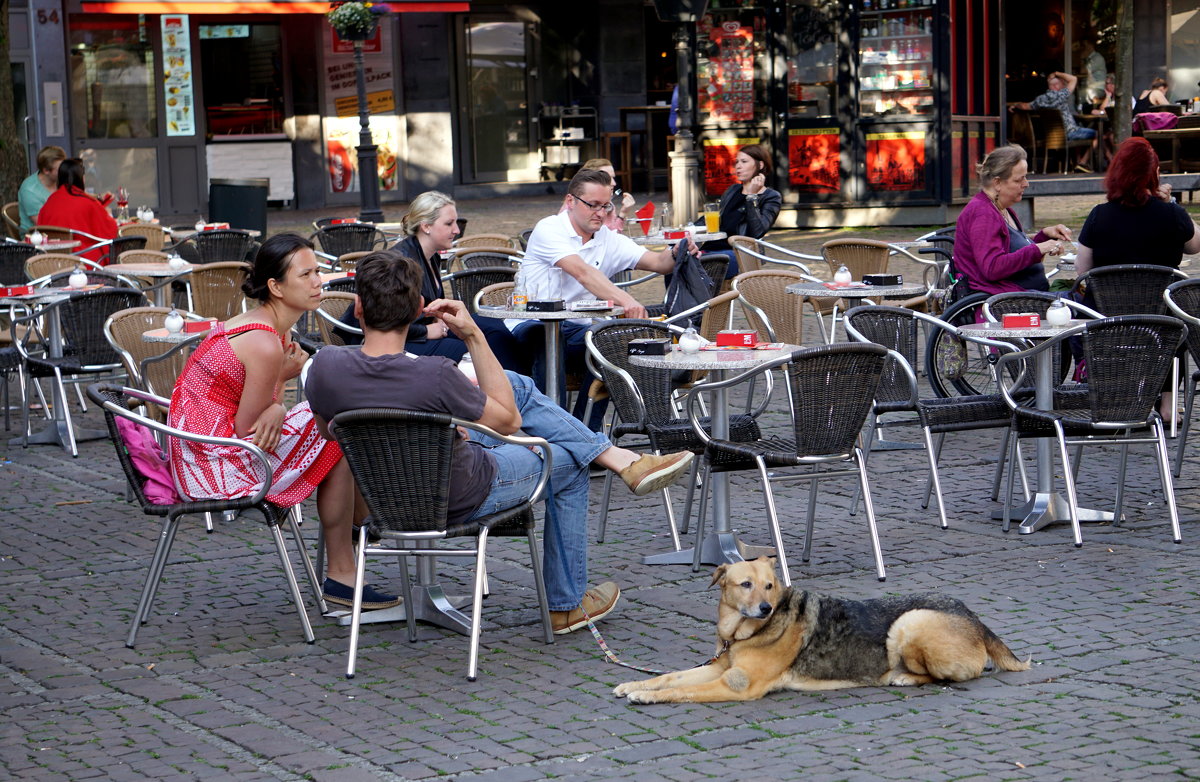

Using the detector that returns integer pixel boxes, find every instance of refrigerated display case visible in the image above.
[858,2,936,118]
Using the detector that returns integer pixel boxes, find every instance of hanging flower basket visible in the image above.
[327,2,388,41]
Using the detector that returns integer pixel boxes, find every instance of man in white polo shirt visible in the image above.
[514,168,692,422]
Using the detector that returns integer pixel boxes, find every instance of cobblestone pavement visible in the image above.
[2,194,1200,780]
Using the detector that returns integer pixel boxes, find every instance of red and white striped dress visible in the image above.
[169,322,341,507]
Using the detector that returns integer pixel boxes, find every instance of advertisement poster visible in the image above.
[866,131,926,192]
[787,128,840,193]
[699,21,755,123]
[161,15,196,137]
[322,24,400,195]
[703,136,757,197]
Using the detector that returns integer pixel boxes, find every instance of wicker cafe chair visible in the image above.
[118,222,170,252]
[328,408,555,681]
[100,235,148,265]
[176,228,259,264]
[315,291,360,347]
[450,248,522,274]
[584,320,767,549]
[12,288,148,456]
[43,268,141,290]
[474,281,514,310]
[310,224,386,260]
[0,242,40,283]
[1164,278,1200,475]
[103,306,206,419]
[26,253,100,282]
[687,343,890,584]
[454,233,519,250]
[2,201,19,239]
[446,267,517,314]
[644,253,729,320]
[733,269,809,346]
[336,251,370,274]
[844,305,1022,530]
[1072,263,1187,317]
[187,261,249,320]
[116,249,169,266]
[996,315,1187,546]
[86,383,324,647]
[808,237,895,341]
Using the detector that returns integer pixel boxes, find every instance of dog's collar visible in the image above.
[704,639,732,666]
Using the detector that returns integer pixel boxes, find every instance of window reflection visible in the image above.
[69,16,157,139]
[786,0,839,119]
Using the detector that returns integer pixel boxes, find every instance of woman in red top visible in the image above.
[36,158,118,264]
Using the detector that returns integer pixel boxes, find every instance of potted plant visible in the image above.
[327,2,388,41]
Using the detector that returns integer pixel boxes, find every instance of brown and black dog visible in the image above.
[614,557,1030,704]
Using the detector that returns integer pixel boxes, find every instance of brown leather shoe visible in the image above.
[619,451,694,496]
[550,581,620,634]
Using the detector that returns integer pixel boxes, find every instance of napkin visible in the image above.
[635,201,656,236]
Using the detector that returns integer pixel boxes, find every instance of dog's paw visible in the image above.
[613,682,642,697]
[625,689,663,705]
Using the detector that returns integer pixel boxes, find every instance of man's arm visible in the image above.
[1056,71,1078,92]
[424,298,521,434]
[556,253,654,319]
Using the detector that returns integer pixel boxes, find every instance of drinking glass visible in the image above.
[703,202,720,234]
[116,187,130,222]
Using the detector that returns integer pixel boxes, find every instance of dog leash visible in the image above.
[581,608,729,675]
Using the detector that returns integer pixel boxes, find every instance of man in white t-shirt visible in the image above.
[514,168,693,420]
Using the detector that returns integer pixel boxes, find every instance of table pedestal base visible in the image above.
[992,491,1117,534]
[868,438,923,452]
[642,531,775,568]
[333,584,472,636]
[10,422,108,450]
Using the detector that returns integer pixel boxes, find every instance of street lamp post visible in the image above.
[652,0,709,225]
[352,39,384,223]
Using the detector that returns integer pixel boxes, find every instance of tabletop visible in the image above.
[785,280,927,299]
[170,227,263,242]
[476,304,624,321]
[629,344,799,371]
[105,262,193,277]
[143,325,213,343]
[633,231,726,246]
[960,320,1084,339]
[25,239,80,252]
[0,289,71,305]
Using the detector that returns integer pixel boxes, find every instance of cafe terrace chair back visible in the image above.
[0,242,40,283]
[100,235,148,265]
[335,250,370,274]
[728,235,821,276]
[176,228,259,264]
[187,261,249,321]
[474,281,514,309]
[103,306,205,420]
[314,291,361,348]
[328,408,555,681]
[446,266,517,314]
[1073,263,1187,317]
[449,247,522,274]
[1037,108,1092,174]
[844,305,1022,531]
[116,249,169,266]
[310,224,386,259]
[118,222,170,252]
[995,315,1186,546]
[12,288,148,456]
[86,383,324,647]
[25,252,97,282]
[2,202,20,239]
[685,342,889,584]
[454,233,519,250]
[733,269,809,346]
[584,319,766,549]
[1163,278,1200,476]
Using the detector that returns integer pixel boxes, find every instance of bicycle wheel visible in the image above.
[926,292,993,397]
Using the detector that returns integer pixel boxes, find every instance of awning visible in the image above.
[79,0,467,13]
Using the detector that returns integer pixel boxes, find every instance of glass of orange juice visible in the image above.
[703,202,720,234]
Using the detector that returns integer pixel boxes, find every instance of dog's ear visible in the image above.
[710,564,728,588]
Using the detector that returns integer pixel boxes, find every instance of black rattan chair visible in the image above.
[844,305,1024,529]
[86,383,324,647]
[1072,263,1188,316]
[13,288,148,454]
[328,408,555,681]
[452,249,521,272]
[310,224,385,259]
[0,242,40,283]
[175,229,260,265]
[43,268,141,290]
[1163,278,1200,475]
[686,343,890,583]
[446,266,516,314]
[99,235,148,265]
[996,315,1186,546]
[585,320,766,549]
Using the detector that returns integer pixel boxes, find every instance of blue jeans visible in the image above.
[510,319,607,429]
[466,372,610,611]
[1068,126,1097,141]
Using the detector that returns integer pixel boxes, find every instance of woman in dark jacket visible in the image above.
[703,144,782,276]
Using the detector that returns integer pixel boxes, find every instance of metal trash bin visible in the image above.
[209,177,269,236]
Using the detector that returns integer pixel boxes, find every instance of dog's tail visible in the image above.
[983,627,1031,671]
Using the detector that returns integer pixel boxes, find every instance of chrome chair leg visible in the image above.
[854,448,887,582]
[1152,419,1184,543]
[921,427,949,529]
[467,531,490,682]
[1054,422,1083,548]
[270,518,315,644]
[1114,441,1130,526]
[755,457,791,587]
[691,462,713,573]
[1174,379,1195,477]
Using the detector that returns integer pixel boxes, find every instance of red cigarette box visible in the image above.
[1002,313,1040,328]
[0,285,33,297]
[183,319,217,333]
[663,229,687,240]
[716,329,758,348]
[201,222,231,231]
[331,218,359,225]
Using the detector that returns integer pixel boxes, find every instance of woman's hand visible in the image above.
[277,340,307,382]
[1156,183,1174,202]
[1041,224,1073,242]
[1037,239,1066,257]
[426,320,447,340]
[249,403,286,453]
[745,174,766,195]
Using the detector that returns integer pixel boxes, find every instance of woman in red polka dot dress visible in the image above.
[169,233,398,610]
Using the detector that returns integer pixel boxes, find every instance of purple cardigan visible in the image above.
[954,190,1049,295]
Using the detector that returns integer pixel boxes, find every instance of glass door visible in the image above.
[457,17,538,184]
[784,0,844,202]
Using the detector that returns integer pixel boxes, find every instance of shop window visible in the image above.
[696,2,769,127]
[786,0,838,119]
[69,16,157,139]
[199,24,284,136]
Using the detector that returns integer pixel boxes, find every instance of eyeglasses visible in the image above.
[574,196,615,214]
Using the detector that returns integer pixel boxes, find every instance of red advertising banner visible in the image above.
[866,131,926,192]
[702,137,758,197]
[700,22,754,123]
[787,128,840,193]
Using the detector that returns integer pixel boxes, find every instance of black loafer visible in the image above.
[323,578,400,610]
